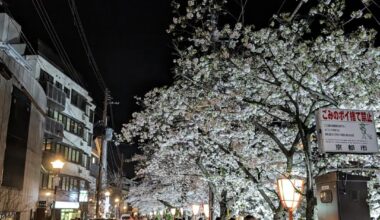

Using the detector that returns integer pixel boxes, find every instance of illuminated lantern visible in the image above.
[277,178,304,220]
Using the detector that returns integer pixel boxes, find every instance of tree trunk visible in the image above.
[305,189,316,220]
[220,190,228,220]
[209,183,215,220]
[273,203,286,220]
[304,134,315,220]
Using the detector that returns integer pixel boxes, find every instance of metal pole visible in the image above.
[95,88,109,218]
[52,170,60,220]
[52,185,56,220]
[288,210,293,220]
[208,185,213,220]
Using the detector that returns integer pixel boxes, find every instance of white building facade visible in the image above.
[26,52,98,220]
[0,13,47,220]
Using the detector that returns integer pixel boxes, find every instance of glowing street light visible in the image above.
[192,204,200,216]
[203,204,210,219]
[50,158,64,220]
[105,191,111,197]
[115,198,120,203]
[170,208,176,217]
[51,159,65,169]
[277,178,304,220]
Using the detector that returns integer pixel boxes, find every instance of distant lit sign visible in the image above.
[38,201,47,208]
[316,108,379,153]
[55,201,80,209]
[79,190,88,202]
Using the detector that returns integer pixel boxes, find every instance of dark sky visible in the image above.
[5,0,378,178]
[4,0,302,130]
[5,0,174,130]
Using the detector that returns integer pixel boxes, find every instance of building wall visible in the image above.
[26,54,97,219]
[0,13,46,220]
[0,53,46,220]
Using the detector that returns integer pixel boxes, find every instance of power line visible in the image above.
[66,0,107,92]
[31,0,84,85]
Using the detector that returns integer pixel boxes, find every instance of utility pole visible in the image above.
[95,88,109,218]
[118,152,124,218]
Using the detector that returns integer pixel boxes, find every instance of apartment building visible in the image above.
[0,13,47,220]
[26,45,98,220]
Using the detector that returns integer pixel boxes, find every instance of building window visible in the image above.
[42,140,89,169]
[47,108,85,138]
[39,70,54,88]
[71,89,86,111]
[55,81,62,89]
[92,156,96,164]
[41,174,89,192]
[87,133,93,146]
[64,87,70,98]
[2,87,31,189]
[89,110,94,123]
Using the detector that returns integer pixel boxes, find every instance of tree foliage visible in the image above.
[120,0,380,219]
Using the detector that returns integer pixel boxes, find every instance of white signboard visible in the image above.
[316,108,379,153]
[55,201,80,209]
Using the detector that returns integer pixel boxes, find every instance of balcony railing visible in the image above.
[44,81,66,111]
[44,117,64,140]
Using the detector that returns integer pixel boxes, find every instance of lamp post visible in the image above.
[170,208,176,219]
[277,178,304,220]
[51,159,65,220]
[192,205,200,220]
[203,204,210,220]
[115,198,120,219]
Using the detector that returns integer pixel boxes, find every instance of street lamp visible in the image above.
[203,204,210,219]
[51,159,65,170]
[277,178,304,220]
[170,208,176,218]
[50,159,65,220]
[192,204,200,219]
[115,198,120,219]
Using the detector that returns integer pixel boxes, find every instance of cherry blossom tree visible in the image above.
[120,0,380,219]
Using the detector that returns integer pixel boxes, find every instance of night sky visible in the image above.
[4,0,378,178]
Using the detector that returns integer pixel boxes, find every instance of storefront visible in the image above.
[60,209,80,220]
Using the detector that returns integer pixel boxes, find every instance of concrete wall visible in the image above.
[0,74,12,183]
[0,76,45,220]
[0,13,21,43]
[0,13,46,220]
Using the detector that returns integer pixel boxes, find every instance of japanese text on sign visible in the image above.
[321,109,373,122]
[316,108,379,154]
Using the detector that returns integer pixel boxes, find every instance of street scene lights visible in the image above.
[277,178,304,220]
[192,204,200,219]
[114,198,120,219]
[51,159,65,170]
[105,191,111,197]
[203,204,210,219]
[170,208,176,217]
[50,158,65,220]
